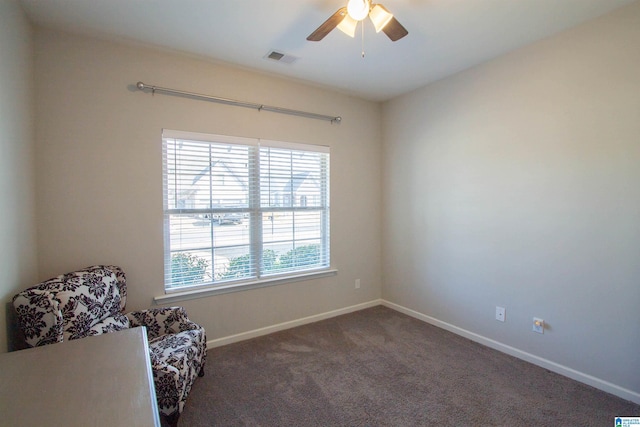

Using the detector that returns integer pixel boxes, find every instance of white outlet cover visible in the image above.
[533,317,544,334]
[495,306,506,322]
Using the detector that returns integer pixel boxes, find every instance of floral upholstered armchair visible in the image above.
[12,265,206,427]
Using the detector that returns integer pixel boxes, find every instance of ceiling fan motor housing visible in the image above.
[347,0,370,21]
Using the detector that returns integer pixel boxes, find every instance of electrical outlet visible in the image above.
[533,318,544,334]
[495,306,505,322]
[355,279,361,289]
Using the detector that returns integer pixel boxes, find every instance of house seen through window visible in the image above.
[162,130,330,291]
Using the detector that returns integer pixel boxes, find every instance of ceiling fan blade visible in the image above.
[307,7,347,41]
[382,16,408,41]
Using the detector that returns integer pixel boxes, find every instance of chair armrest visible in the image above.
[12,290,64,347]
[126,307,200,339]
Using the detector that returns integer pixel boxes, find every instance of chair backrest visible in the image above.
[13,265,129,347]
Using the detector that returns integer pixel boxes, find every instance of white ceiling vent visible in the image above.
[264,50,298,64]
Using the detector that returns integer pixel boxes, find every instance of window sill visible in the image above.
[154,268,338,304]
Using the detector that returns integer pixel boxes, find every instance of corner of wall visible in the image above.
[0,0,39,353]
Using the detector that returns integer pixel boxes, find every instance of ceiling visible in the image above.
[19,0,636,101]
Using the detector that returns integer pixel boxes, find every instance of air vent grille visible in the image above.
[264,50,298,64]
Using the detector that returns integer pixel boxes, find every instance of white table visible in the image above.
[0,327,160,426]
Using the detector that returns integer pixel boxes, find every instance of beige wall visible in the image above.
[0,0,38,352]
[33,28,383,341]
[383,1,640,399]
[6,0,637,404]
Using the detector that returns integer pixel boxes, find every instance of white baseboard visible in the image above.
[207,299,382,349]
[381,299,640,405]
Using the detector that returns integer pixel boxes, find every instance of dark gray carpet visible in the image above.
[179,305,639,426]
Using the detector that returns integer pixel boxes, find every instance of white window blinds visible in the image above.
[162,130,330,291]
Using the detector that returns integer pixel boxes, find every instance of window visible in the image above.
[162,130,330,292]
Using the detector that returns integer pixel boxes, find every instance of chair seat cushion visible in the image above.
[88,313,130,336]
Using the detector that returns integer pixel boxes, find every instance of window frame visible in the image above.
[160,129,334,300]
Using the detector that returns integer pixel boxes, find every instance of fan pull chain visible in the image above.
[361,21,365,58]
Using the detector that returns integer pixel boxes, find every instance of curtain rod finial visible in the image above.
[136,81,145,90]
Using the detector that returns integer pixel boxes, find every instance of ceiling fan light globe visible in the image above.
[347,0,370,21]
[369,4,394,32]
[337,15,358,37]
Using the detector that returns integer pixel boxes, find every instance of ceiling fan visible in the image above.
[307,0,408,42]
